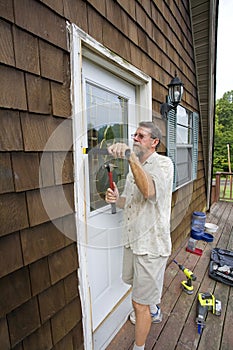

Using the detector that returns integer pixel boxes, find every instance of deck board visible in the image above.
[107,201,233,350]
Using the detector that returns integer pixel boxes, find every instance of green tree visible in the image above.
[216,90,233,130]
[213,91,233,173]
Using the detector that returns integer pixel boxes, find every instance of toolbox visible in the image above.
[209,248,233,286]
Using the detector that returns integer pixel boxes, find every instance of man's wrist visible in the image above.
[125,149,131,159]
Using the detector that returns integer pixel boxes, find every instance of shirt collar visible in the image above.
[142,151,157,165]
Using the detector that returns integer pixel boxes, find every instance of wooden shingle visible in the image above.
[53,151,73,185]
[0,0,14,22]
[7,298,40,347]
[20,113,73,151]
[40,0,64,15]
[103,21,131,62]
[38,280,66,323]
[13,27,40,75]
[0,66,27,110]
[12,152,40,192]
[0,232,23,278]
[52,332,73,350]
[25,74,51,114]
[117,0,136,19]
[50,297,81,345]
[86,0,106,14]
[0,110,23,151]
[0,193,29,236]
[38,152,55,187]
[48,244,78,285]
[0,19,15,66]
[0,152,14,194]
[39,40,63,82]
[51,80,71,117]
[22,322,53,350]
[0,268,31,318]
[26,184,74,227]
[21,219,66,265]
[63,272,79,304]
[0,317,10,349]
[29,257,51,296]
[87,6,104,43]
[63,0,88,32]
[106,1,129,36]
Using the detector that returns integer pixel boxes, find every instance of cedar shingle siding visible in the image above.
[0,0,207,348]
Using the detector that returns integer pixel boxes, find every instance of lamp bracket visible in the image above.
[160,102,177,120]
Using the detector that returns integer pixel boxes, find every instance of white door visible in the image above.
[80,58,136,349]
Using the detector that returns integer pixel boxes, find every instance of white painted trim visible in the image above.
[69,22,93,350]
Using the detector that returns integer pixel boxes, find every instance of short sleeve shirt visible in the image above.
[122,152,174,257]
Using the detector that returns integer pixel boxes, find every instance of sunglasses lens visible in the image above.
[132,133,144,139]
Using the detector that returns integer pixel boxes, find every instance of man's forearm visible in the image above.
[128,152,155,199]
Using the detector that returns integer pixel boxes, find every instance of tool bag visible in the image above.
[209,248,233,286]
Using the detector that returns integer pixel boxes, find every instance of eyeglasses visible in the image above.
[131,133,154,140]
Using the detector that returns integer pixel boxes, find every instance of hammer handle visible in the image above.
[108,171,114,190]
[107,172,116,214]
[85,148,131,158]
[111,203,116,214]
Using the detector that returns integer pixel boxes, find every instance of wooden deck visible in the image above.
[107,201,233,350]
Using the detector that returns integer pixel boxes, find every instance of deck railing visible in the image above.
[215,172,233,202]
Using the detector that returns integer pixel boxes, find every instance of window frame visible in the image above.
[167,104,199,191]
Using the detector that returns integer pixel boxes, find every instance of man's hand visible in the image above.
[105,182,119,204]
[108,143,130,159]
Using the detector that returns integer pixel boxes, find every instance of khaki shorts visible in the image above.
[122,247,168,305]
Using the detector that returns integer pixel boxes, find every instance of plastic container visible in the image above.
[191,211,206,231]
[186,235,203,256]
[190,228,205,240]
[201,232,214,242]
[190,228,213,242]
[204,223,218,234]
[187,237,198,251]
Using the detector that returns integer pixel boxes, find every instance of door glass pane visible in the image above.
[86,82,129,211]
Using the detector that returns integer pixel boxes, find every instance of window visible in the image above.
[85,81,129,211]
[167,105,199,191]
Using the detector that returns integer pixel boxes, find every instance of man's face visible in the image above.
[132,127,157,156]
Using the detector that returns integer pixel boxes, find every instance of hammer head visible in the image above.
[104,162,117,172]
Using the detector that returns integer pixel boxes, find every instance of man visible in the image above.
[105,121,173,350]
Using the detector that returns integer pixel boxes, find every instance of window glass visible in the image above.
[176,147,192,186]
[86,82,129,211]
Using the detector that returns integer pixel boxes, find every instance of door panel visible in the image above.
[81,58,135,342]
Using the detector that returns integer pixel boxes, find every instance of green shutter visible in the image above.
[167,108,177,191]
[192,112,199,180]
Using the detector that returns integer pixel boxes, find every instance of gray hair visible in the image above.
[138,121,161,148]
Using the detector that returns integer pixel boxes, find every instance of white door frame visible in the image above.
[68,22,152,350]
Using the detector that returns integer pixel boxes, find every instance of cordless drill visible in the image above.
[196,292,221,334]
[173,260,197,294]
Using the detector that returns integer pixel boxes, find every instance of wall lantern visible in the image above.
[160,72,184,119]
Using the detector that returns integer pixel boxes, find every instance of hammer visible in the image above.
[105,163,117,214]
